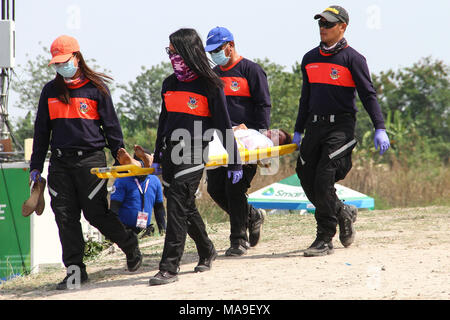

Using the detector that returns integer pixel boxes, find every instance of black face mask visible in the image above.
[320,37,348,55]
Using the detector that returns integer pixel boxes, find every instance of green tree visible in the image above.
[254,58,302,132]
[116,62,172,137]
[11,111,34,145]
[11,44,55,114]
[372,57,450,163]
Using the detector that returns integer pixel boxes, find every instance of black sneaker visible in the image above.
[56,266,88,290]
[249,209,265,247]
[343,204,358,222]
[149,270,179,286]
[194,248,218,272]
[304,238,334,257]
[225,243,247,257]
[338,204,357,247]
[126,246,143,272]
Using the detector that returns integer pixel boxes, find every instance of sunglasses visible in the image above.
[210,42,228,54]
[318,20,338,29]
[165,47,176,56]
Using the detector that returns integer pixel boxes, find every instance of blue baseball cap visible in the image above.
[205,27,234,52]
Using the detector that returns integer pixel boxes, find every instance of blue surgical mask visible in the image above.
[211,49,230,66]
[54,59,78,78]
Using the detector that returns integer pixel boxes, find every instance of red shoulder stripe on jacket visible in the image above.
[164,91,211,117]
[48,97,100,120]
[305,62,356,87]
[221,77,251,97]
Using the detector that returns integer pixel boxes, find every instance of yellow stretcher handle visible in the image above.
[90,144,297,179]
[90,165,154,179]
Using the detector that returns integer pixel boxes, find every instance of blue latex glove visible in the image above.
[227,169,243,184]
[292,131,302,150]
[30,169,41,183]
[374,129,390,155]
[150,163,162,175]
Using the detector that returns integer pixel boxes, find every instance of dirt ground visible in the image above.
[1,206,449,300]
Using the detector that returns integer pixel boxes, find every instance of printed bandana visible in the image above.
[320,37,348,55]
[169,53,198,82]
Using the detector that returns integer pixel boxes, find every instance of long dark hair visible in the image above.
[169,28,223,92]
[54,51,113,104]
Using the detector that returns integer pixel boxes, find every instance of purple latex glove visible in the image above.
[150,163,162,175]
[227,169,243,184]
[292,132,302,150]
[374,129,390,155]
[30,169,41,183]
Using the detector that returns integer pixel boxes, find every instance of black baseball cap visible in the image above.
[314,5,349,24]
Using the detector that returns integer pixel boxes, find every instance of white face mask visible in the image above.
[210,44,230,66]
[54,59,78,78]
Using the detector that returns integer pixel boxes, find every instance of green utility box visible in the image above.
[0,162,31,281]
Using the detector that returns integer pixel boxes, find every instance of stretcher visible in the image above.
[90,143,297,179]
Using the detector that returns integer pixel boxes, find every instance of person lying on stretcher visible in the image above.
[116,145,154,168]
[207,125,292,168]
[116,127,292,168]
[232,124,292,150]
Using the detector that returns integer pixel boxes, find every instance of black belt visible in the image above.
[163,137,210,148]
[52,148,100,158]
[310,113,354,123]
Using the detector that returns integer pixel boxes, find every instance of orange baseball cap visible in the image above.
[48,35,80,66]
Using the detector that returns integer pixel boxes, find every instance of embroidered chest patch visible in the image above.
[79,101,89,114]
[187,97,198,109]
[230,80,240,92]
[330,67,340,80]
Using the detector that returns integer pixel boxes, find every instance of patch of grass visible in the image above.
[196,196,229,224]
[371,194,391,210]
[84,239,113,261]
[0,267,65,295]
[342,158,450,209]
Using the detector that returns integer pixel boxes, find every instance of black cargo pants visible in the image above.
[47,150,138,269]
[206,164,259,246]
[296,113,357,242]
[159,140,214,274]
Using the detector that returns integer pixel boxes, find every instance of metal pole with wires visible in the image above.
[0,0,17,157]
[1,0,28,277]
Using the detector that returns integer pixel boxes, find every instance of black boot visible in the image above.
[149,270,179,286]
[225,243,247,257]
[126,246,143,272]
[304,238,334,257]
[248,208,265,247]
[120,231,143,272]
[56,265,88,290]
[194,248,218,272]
[338,204,357,247]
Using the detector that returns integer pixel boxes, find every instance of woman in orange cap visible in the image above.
[29,35,142,290]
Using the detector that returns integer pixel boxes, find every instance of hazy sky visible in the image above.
[5,0,450,121]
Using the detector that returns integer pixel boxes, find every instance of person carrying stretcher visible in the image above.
[204,27,272,256]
